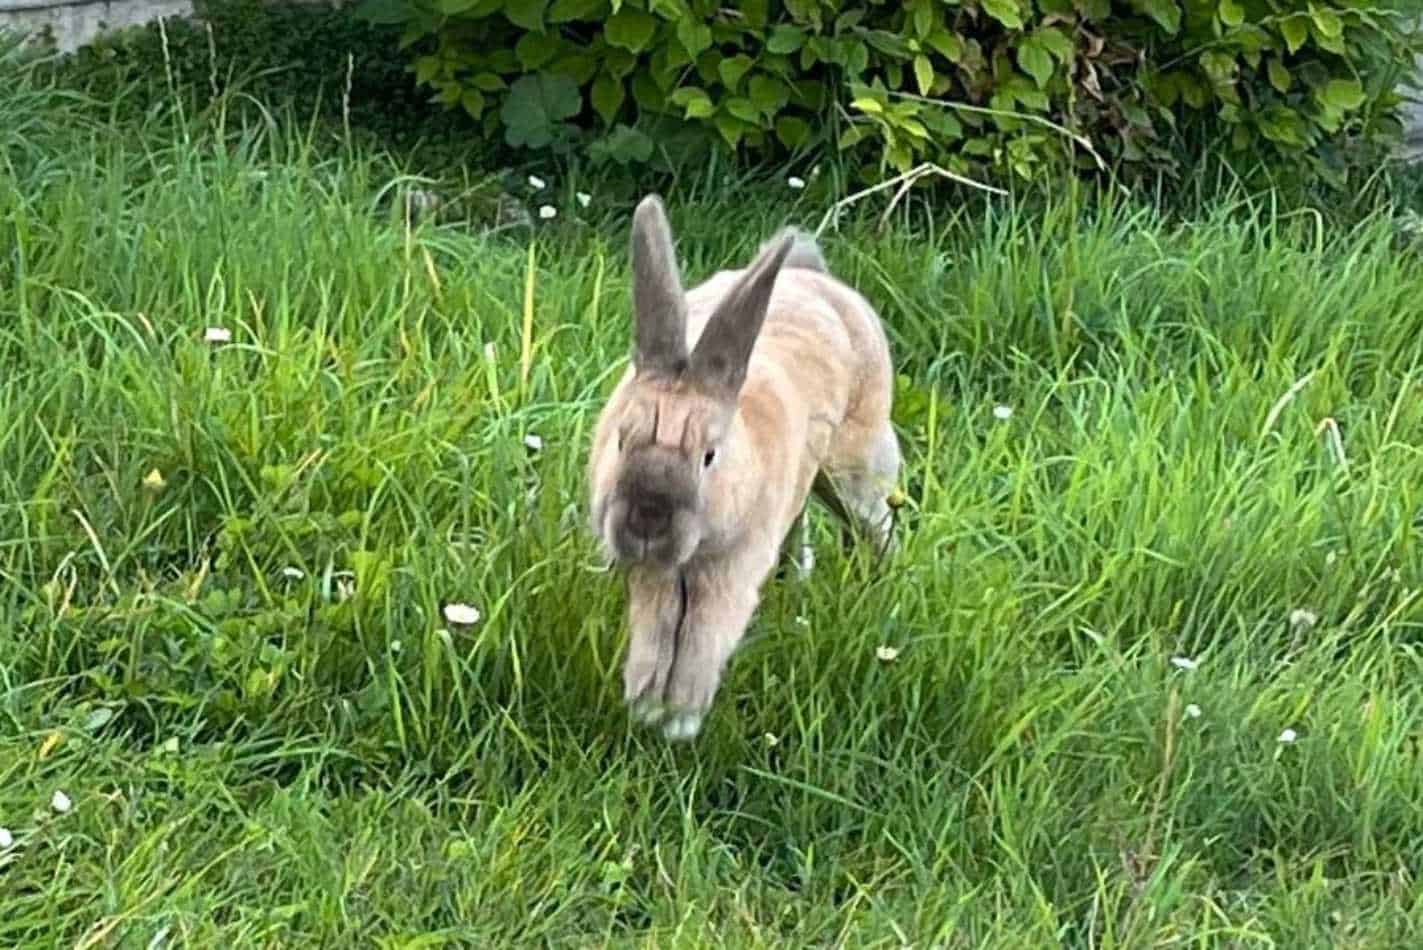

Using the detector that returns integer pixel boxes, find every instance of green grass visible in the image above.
[4,49,1423,948]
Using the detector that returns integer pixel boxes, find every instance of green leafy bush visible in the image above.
[359,0,1422,182]
[42,0,482,164]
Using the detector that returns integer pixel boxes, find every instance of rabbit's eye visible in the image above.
[703,449,716,468]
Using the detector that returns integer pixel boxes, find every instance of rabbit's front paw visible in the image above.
[624,661,668,725]
[659,659,721,741]
[661,709,705,741]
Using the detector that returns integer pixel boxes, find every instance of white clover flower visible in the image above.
[389,639,403,654]
[204,327,232,344]
[51,790,72,814]
[576,191,592,208]
[142,468,166,492]
[538,205,557,220]
[992,404,1014,421]
[763,732,780,747]
[528,175,547,190]
[443,603,481,626]
[875,645,900,663]
[1184,703,1202,719]
[787,175,806,190]
[1278,728,1298,744]
[281,567,304,580]
[1289,608,1318,631]
[1170,656,1198,671]
[0,827,12,849]
[523,433,544,452]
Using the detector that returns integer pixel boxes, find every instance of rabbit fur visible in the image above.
[588,194,901,740]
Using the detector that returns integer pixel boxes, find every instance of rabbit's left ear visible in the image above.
[689,234,794,397]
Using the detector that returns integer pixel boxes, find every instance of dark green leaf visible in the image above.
[501,72,581,148]
[748,74,790,115]
[1132,0,1181,34]
[725,97,760,123]
[516,31,562,70]
[631,72,664,111]
[606,9,658,52]
[1310,8,1343,39]
[1281,16,1308,53]
[1017,40,1053,87]
[504,0,549,31]
[1267,57,1291,93]
[591,124,654,164]
[1218,0,1243,28]
[718,54,755,91]
[766,25,806,54]
[775,115,811,148]
[1036,27,1074,62]
[981,0,1024,30]
[1258,105,1307,146]
[435,0,489,13]
[549,0,607,21]
[714,114,747,147]
[672,87,716,118]
[591,73,625,124]
[913,55,935,96]
[927,30,963,62]
[355,0,414,25]
[1318,77,1365,111]
[677,19,713,56]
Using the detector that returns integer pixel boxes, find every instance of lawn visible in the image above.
[3,50,1423,948]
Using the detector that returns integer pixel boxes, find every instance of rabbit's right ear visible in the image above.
[630,195,688,376]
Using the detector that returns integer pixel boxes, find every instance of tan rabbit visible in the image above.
[587,194,901,740]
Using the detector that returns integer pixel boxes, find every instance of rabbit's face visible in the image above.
[600,388,727,567]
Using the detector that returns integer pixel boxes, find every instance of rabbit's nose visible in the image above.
[627,497,672,538]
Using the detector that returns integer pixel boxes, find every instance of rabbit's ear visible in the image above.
[630,195,688,375]
[689,233,794,397]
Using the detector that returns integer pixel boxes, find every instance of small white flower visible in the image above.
[875,645,900,663]
[1170,656,1198,671]
[1289,608,1318,631]
[538,205,557,220]
[992,404,1014,421]
[794,615,810,627]
[281,567,304,580]
[0,827,12,849]
[204,327,232,344]
[576,191,592,208]
[443,603,481,626]
[528,175,547,190]
[389,639,403,654]
[1278,728,1298,744]
[51,790,72,814]
[483,342,497,362]
[787,175,806,190]
[763,732,779,747]
[1325,550,1338,567]
[523,433,544,452]
[1184,703,1202,719]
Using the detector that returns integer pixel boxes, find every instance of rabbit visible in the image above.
[587,194,901,740]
